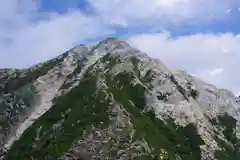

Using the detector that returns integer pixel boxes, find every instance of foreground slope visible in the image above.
[1,38,240,160]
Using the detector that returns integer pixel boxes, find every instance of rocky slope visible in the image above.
[0,38,240,160]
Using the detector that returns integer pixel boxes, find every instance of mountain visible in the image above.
[0,38,240,160]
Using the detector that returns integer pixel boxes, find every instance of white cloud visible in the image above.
[208,68,224,76]
[0,0,113,68]
[87,0,240,27]
[1,0,240,68]
[128,32,240,94]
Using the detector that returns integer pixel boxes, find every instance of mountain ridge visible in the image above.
[0,38,240,160]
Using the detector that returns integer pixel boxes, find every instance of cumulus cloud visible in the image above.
[1,0,239,68]
[87,0,240,27]
[0,0,113,68]
[128,32,240,94]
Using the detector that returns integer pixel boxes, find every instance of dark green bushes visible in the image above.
[6,72,110,159]
[107,72,204,160]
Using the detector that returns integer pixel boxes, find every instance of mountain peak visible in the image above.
[94,37,131,50]
[1,38,240,160]
[100,37,125,44]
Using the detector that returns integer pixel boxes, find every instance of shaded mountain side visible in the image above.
[0,38,240,160]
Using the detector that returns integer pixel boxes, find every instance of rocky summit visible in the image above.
[0,38,240,160]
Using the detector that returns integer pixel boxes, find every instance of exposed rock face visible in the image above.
[0,38,240,160]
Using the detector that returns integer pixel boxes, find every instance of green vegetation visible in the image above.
[214,136,240,160]
[218,114,237,144]
[6,71,110,159]
[0,84,37,134]
[208,113,240,160]
[107,71,204,160]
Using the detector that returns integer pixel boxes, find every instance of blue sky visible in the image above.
[1,0,240,95]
